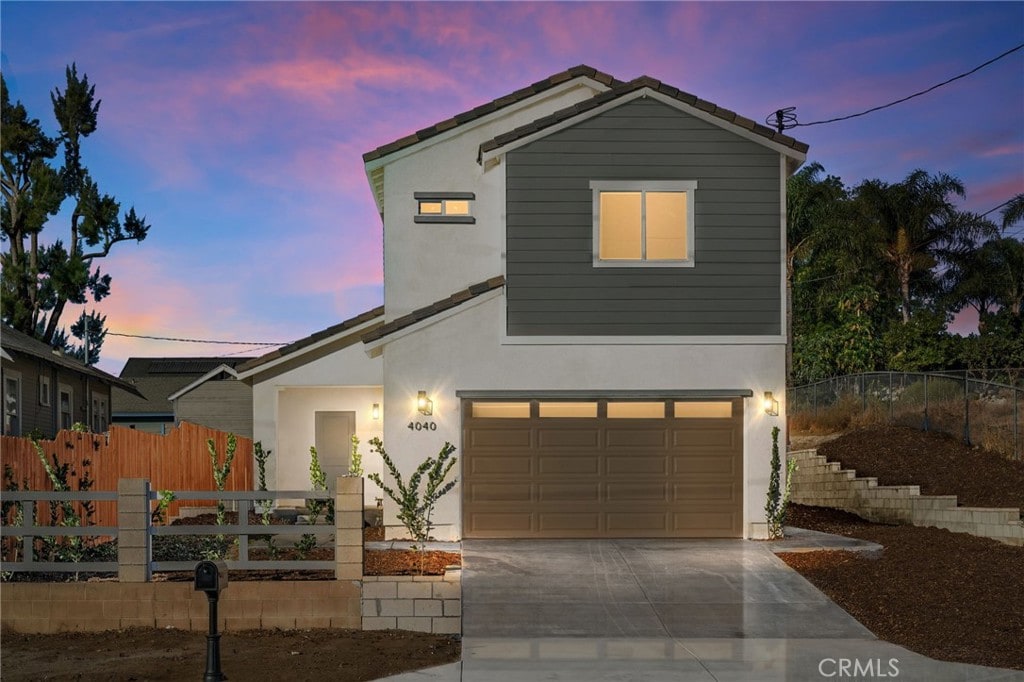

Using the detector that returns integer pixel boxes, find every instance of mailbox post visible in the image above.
[194,559,229,681]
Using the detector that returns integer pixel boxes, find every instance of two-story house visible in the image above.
[240,65,807,540]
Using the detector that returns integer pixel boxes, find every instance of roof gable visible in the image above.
[479,75,808,166]
[362,65,621,164]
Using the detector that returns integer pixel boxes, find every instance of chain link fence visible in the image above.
[790,371,1023,460]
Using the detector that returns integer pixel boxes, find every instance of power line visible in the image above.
[106,331,292,346]
[768,43,1024,131]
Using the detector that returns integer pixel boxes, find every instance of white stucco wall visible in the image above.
[378,81,605,320]
[249,339,383,493]
[377,294,786,541]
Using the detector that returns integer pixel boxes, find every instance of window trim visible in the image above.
[413,191,476,224]
[590,180,697,268]
[39,375,51,407]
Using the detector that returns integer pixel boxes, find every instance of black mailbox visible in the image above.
[194,560,229,594]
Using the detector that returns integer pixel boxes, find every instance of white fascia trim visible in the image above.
[363,77,612,177]
[480,87,808,165]
[363,288,504,355]
[779,154,789,345]
[1,348,12,361]
[167,365,240,402]
[236,315,384,382]
[501,334,787,346]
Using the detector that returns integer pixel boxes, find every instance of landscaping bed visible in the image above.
[809,425,1024,510]
[781,503,1024,671]
[0,626,459,681]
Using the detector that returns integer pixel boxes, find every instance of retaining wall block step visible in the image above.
[396,616,433,632]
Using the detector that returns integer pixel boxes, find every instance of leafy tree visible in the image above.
[1,65,150,362]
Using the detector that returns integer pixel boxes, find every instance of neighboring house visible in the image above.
[113,357,254,436]
[1,325,142,438]
[241,65,808,540]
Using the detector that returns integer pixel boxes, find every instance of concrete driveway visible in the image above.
[441,539,1023,682]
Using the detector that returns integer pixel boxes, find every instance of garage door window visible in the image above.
[607,402,665,418]
[674,402,733,418]
[472,402,530,418]
[539,402,598,418]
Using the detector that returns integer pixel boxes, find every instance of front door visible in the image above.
[314,410,355,492]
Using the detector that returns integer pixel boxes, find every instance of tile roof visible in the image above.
[478,74,809,159]
[119,356,255,378]
[362,65,622,163]
[237,306,385,373]
[1,325,143,397]
[361,276,505,343]
[112,375,193,415]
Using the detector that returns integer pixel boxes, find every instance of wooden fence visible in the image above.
[1,423,254,527]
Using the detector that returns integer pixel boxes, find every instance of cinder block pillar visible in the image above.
[335,476,364,580]
[118,478,151,583]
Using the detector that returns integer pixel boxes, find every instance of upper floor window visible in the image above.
[414,192,476,224]
[590,180,696,267]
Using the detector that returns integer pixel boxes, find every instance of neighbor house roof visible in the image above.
[478,74,809,160]
[0,325,143,397]
[361,276,505,343]
[236,306,385,374]
[363,64,807,165]
[362,65,622,163]
[113,356,255,415]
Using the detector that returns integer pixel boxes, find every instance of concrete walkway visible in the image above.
[381,534,1024,681]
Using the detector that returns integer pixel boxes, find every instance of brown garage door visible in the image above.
[462,398,743,538]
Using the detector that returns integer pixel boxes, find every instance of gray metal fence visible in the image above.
[790,371,1022,460]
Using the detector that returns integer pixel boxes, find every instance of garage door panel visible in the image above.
[671,428,738,448]
[539,456,600,475]
[672,483,738,503]
[539,513,600,532]
[673,455,737,476]
[606,482,668,502]
[464,399,743,538]
[607,512,669,532]
[468,512,533,533]
[539,483,600,502]
[470,456,532,475]
[606,428,667,448]
[538,428,600,448]
[469,428,533,448]
[468,483,532,502]
[607,456,667,475]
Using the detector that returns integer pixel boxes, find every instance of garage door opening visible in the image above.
[462,397,743,538]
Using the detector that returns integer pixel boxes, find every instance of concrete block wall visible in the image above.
[790,449,1024,546]
[0,581,361,634]
[362,567,461,634]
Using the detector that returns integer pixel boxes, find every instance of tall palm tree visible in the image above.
[855,169,994,324]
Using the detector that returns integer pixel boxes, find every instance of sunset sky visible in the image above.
[2,2,1022,374]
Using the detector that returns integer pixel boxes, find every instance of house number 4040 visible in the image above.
[407,421,437,432]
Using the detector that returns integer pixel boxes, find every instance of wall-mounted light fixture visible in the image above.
[371,403,380,420]
[417,391,433,416]
[763,391,779,416]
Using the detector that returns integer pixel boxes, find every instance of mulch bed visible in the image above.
[781,504,1024,671]
[813,425,1024,509]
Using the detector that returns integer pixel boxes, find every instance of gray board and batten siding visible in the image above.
[505,98,782,337]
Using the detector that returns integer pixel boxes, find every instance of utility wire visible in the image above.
[768,43,1024,131]
[106,331,292,346]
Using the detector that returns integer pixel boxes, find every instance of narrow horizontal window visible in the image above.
[607,402,665,418]
[414,192,476,224]
[539,402,598,418]
[472,402,530,418]
[674,402,732,418]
